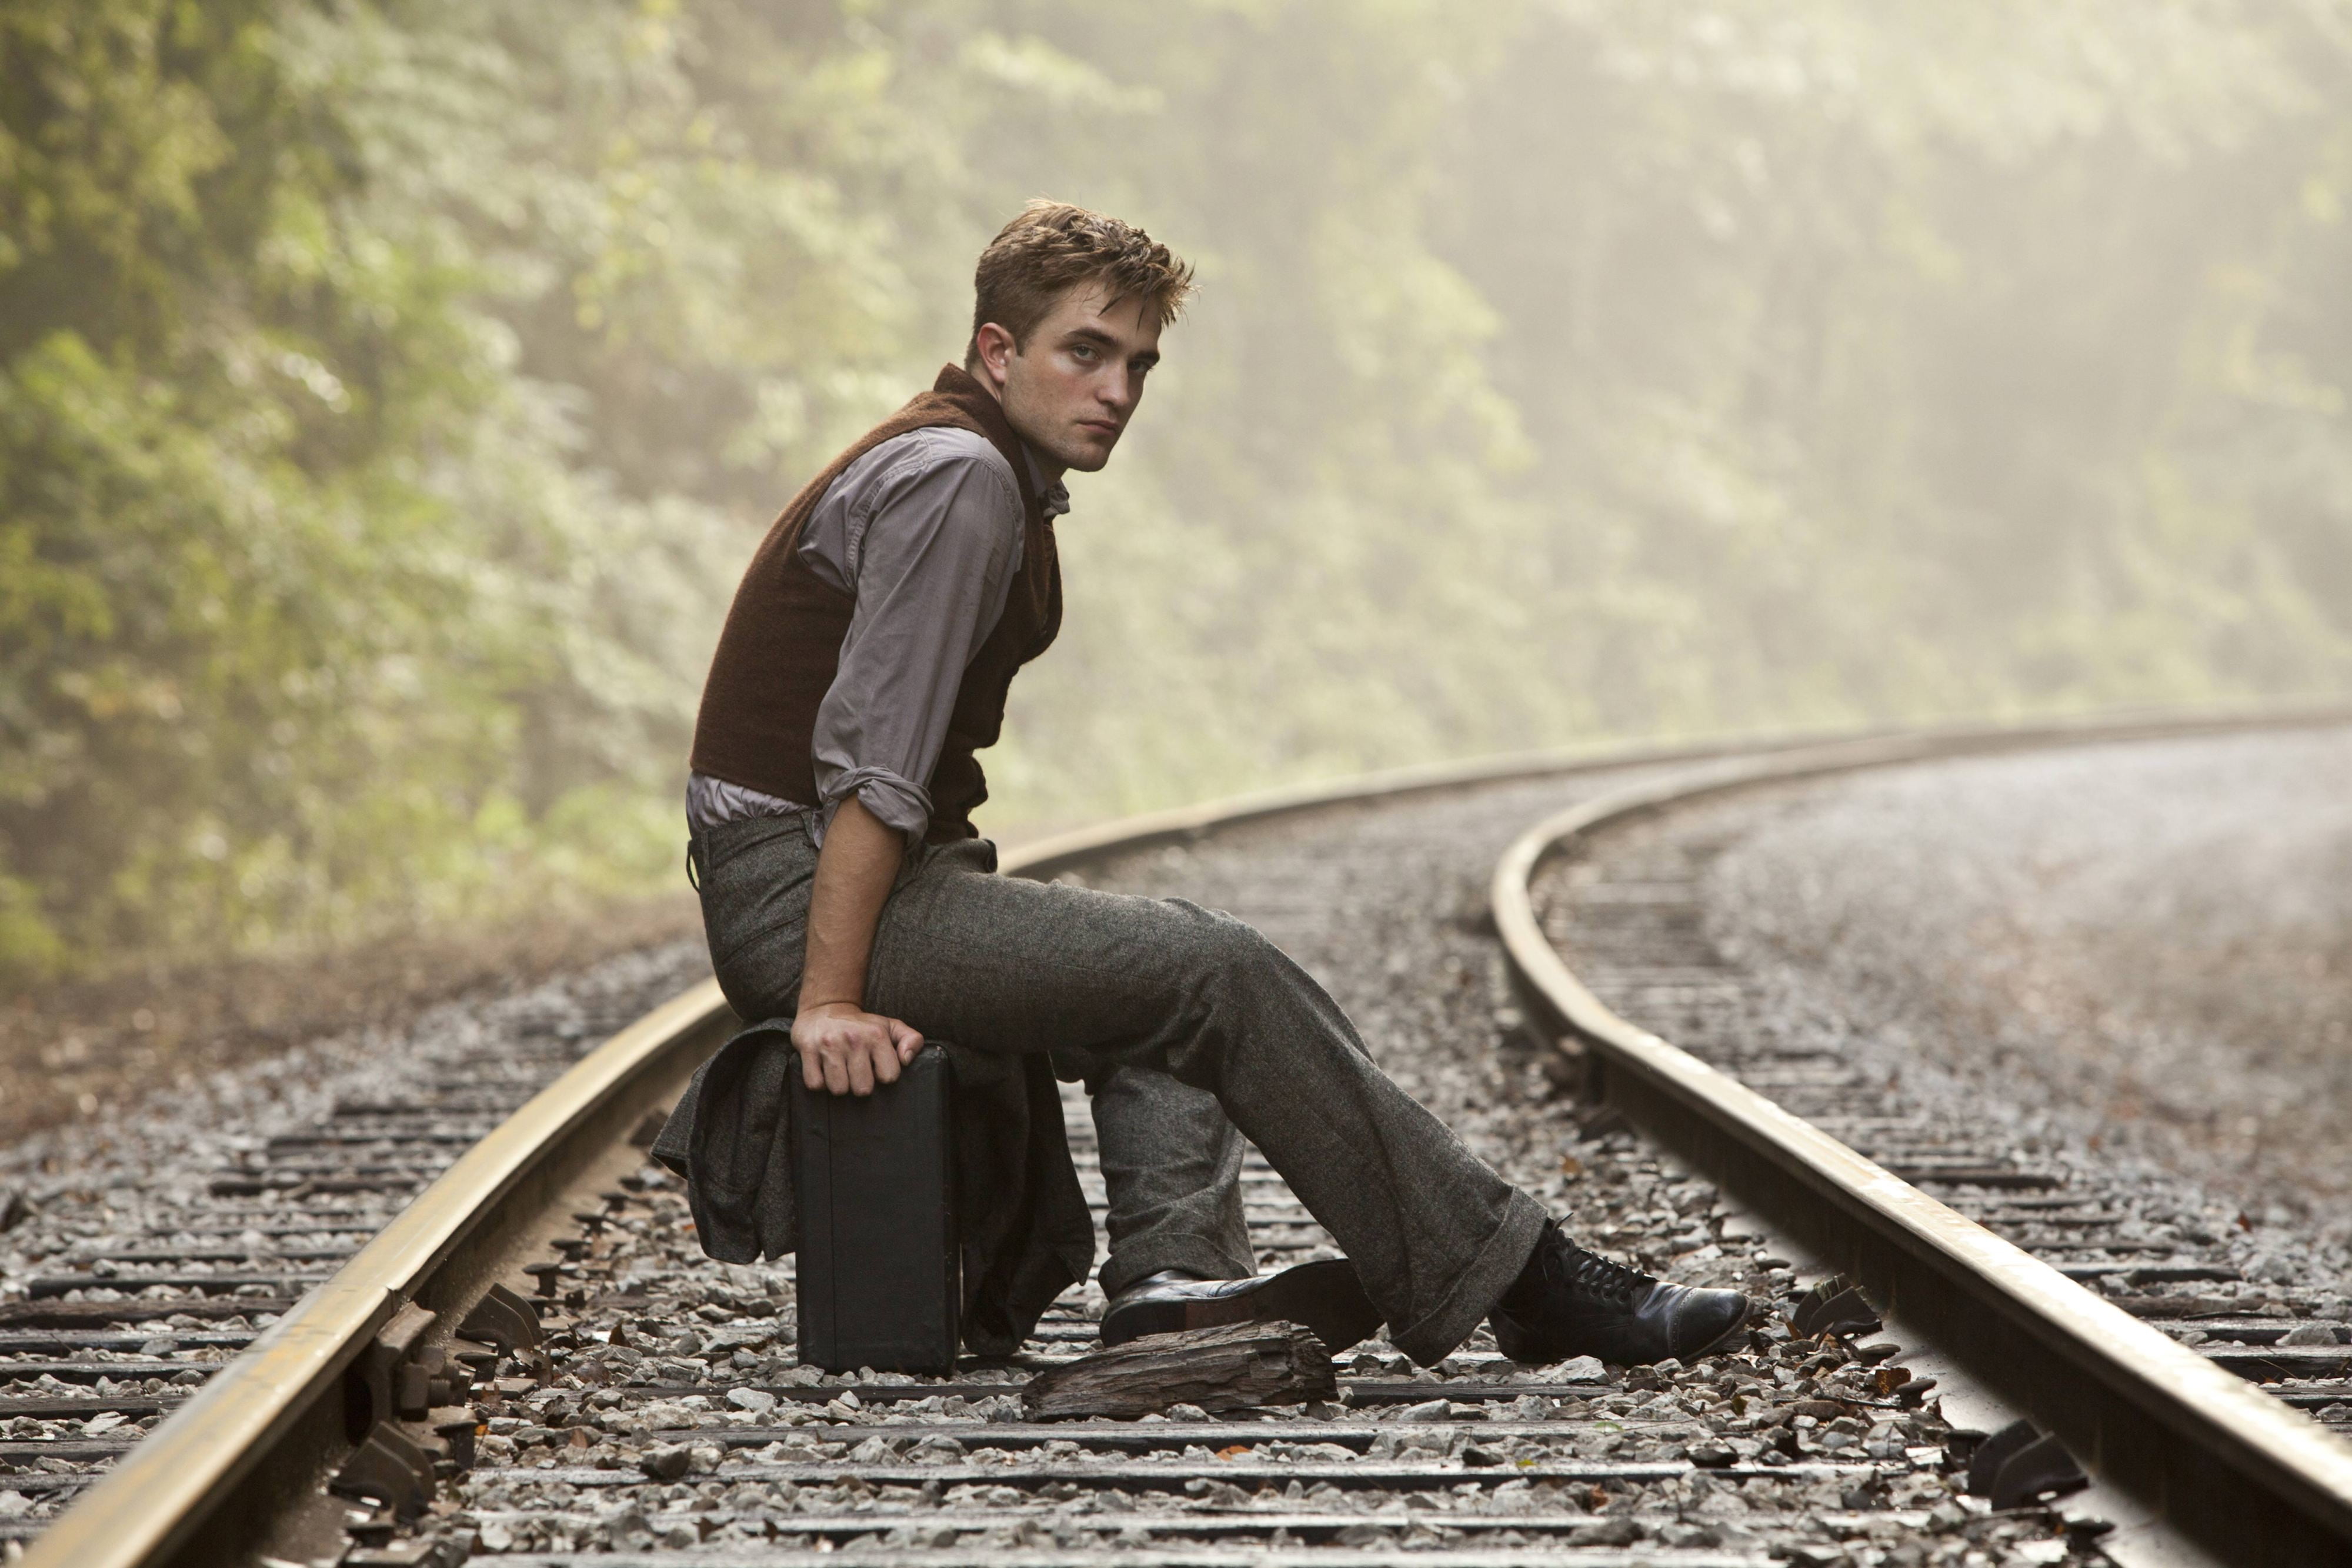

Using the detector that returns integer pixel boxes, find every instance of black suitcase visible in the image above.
[790,1043,960,1374]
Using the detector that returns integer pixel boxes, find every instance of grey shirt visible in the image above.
[686,426,1069,845]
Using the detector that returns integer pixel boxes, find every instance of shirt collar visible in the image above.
[1022,441,1072,521]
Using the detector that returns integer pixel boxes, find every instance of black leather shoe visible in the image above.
[1489,1220,1752,1366]
[1099,1259,1382,1354]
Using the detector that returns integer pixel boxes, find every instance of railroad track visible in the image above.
[1494,725,2352,1566]
[8,709,2347,1566]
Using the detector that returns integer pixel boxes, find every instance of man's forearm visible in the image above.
[801,795,904,1011]
[792,795,923,1095]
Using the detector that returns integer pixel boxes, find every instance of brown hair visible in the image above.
[965,200,1195,368]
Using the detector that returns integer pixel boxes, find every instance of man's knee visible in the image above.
[1166,899,1283,986]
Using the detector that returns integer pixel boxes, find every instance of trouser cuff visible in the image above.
[1388,1189,1549,1366]
[1100,1235,1257,1297]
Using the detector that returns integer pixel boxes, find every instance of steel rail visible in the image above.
[1489,720,2352,1566]
[34,698,2347,1566]
[31,723,1820,1568]
[24,982,737,1568]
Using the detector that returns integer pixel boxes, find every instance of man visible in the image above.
[672,200,1750,1369]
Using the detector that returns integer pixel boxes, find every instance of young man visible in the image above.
[673,201,1750,1369]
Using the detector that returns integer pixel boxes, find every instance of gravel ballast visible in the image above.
[1527,726,2352,1522]
[429,766,2106,1565]
[1702,728,2352,1253]
[3,732,2284,1563]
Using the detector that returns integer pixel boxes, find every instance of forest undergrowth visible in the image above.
[4,0,2348,989]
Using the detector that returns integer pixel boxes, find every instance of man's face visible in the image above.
[974,282,1162,474]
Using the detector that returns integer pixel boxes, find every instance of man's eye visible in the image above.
[1070,343,1096,361]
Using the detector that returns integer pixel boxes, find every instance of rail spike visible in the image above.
[1790,1276,1883,1340]
[327,1421,436,1523]
[458,1281,543,1355]
[1967,1418,2091,1512]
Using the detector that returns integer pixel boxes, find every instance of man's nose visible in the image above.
[1099,371,1137,416]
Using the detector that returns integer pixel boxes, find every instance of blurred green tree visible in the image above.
[2,0,2346,980]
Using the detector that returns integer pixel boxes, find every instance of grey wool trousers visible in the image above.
[692,815,1547,1366]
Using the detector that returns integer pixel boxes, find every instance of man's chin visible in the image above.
[1003,405,1119,471]
[1053,436,1116,474]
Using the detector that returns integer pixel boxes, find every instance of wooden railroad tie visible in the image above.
[1023,1319,1337,1422]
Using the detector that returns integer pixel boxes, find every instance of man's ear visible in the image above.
[972,322,1019,393]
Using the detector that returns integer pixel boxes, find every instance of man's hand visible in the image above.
[793,1000,923,1096]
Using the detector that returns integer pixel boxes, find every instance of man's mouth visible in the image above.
[1077,419,1121,439]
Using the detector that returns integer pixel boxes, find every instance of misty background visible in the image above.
[5,0,2349,982]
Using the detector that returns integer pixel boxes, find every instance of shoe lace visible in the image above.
[1556,1243,1655,1306]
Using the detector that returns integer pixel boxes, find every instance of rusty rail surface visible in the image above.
[30,699,2349,1566]
[1489,718,2352,1565]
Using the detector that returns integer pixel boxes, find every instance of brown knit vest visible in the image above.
[689,365,1061,842]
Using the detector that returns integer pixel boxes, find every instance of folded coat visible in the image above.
[649,1019,1095,1356]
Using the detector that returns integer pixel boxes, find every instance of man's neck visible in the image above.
[969,363,1066,483]
[1020,441,1065,498]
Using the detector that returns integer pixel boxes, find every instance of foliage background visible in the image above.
[4,0,2348,978]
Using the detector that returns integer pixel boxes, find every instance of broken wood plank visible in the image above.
[1022,1319,1337,1421]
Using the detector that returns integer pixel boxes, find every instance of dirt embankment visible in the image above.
[0,895,703,1145]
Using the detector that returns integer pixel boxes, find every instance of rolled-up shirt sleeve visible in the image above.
[808,431,1025,846]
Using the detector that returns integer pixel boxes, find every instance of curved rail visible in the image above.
[30,725,1806,1568]
[25,982,737,1568]
[1489,723,2352,1565]
[34,699,2350,1565]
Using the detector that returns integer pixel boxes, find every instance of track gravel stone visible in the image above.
[426,771,2103,1566]
[1702,729,2352,1246]
[0,942,709,1549]
[1531,730,2352,1492]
